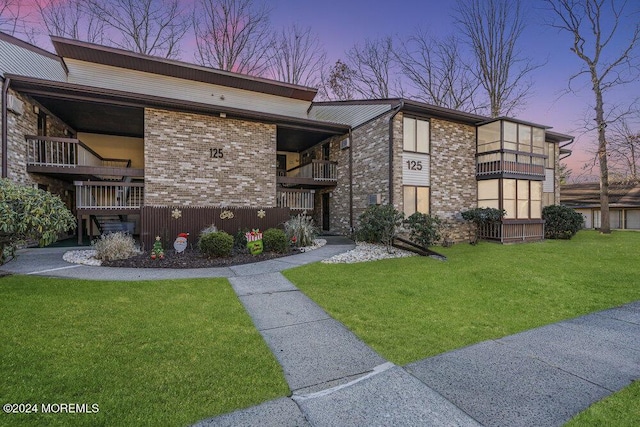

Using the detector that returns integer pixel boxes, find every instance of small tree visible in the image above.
[542,205,584,239]
[461,207,505,244]
[357,205,404,251]
[0,179,76,264]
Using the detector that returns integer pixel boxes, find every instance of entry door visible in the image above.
[322,193,330,231]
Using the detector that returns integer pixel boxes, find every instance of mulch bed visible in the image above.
[102,248,301,269]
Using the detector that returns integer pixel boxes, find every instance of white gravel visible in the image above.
[63,250,102,266]
[321,242,416,264]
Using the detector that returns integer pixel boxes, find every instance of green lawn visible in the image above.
[0,277,288,427]
[566,380,640,426]
[284,230,640,365]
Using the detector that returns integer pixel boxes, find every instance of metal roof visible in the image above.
[561,182,640,208]
[0,32,67,81]
[309,102,394,127]
[50,36,318,102]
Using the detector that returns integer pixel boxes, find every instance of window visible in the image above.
[544,142,556,168]
[403,117,430,153]
[478,179,500,210]
[404,186,429,216]
[478,121,501,153]
[518,125,532,153]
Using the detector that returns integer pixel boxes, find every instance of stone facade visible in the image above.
[3,90,74,209]
[144,108,276,208]
[429,118,477,242]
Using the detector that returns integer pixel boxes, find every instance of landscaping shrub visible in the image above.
[93,232,140,261]
[543,204,584,239]
[0,178,76,264]
[356,205,404,250]
[285,213,318,247]
[405,212,442,248]
[461,207,505,244]
[198,231,234,257]
[263,228,289,253]
[233,228,249,254]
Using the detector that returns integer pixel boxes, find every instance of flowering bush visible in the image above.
[93,232,140,261]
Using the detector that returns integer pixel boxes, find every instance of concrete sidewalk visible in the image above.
[197,269,640,427]
[2,239,639,426]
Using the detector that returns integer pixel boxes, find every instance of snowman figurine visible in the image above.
[174,232,189,253]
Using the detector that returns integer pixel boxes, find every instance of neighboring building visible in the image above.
[1,32,573,246]
[561,182,640,230]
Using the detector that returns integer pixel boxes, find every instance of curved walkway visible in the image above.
[2,239,639,426]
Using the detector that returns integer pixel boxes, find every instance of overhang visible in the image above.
[50,36,318,102]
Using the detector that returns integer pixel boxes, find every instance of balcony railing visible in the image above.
[75,181,144,209]
[478,219,545,243]
[26,136,131,169]
[286,160,337,181]
[476,150,545,178]
[277,189,315,211]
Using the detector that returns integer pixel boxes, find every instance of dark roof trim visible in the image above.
[6,74,349,134]
[50,36,317,102]
[476,116,552,130]
[0,31,68,73]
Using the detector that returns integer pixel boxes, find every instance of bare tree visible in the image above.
[268,24,326,87]
[546,0,640,233]
[86,0,189,58]
[321,59,357,101]
[455,0,538,117]
[344,36,399,99]
[0,0,27,36]
[193,0,273,76]
[35,0,106,44]
[397,30,480,111]
[609,117,639,181]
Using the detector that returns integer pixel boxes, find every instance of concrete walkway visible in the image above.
[2,239,639,426]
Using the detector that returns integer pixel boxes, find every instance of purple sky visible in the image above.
[7,0,640,180]
[267,0,639,180]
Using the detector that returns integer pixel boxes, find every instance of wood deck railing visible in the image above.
[75,181,144,209]
[476,150,545,178]
[286,160,337,181]
[478,219,545,243]
[26,136,131,169]
[277,188,315,210]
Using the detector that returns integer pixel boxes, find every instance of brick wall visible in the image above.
[4,90,74,208]
[144,108,276,207]
[429,118,477,242]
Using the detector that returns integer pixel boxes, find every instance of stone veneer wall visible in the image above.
[3,90,74,208]
[329,111,396,234]
[429,118,477,242]
[144,108,276,207]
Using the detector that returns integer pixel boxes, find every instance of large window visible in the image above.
[403,117,430,153]
[403,186,430,216]
[478,179,542,219]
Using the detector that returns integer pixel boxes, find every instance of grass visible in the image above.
[0,277,288,427]
[284,230,640,365]
[566,380,640,426]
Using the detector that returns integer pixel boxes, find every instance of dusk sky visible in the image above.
[6,0,640,181]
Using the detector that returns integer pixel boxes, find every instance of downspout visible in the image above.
[559,138,574,160]
[348,128,354,231]
[1,76,9,178]
[388,101,404,205]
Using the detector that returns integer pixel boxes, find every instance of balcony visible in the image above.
[277,159,337,187]
[277,188,315,211]
[478,219,545,243]
[25,135,143,180]
[75,181,144,213]
[476,150,545,180]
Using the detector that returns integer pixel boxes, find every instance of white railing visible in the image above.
[25,136,131,169]
[75,181,144,209]
[286,160,337,181]
[277,189,315,210]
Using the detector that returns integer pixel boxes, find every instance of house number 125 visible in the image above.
[210,148,224,158]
